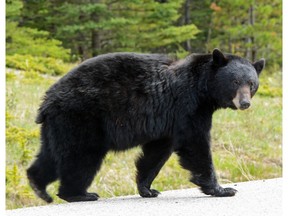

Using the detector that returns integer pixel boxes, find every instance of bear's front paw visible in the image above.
[138,186,160,198]
[214,187,237,197]
[202,186,237,197]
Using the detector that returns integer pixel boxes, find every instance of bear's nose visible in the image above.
[240,101,250,110]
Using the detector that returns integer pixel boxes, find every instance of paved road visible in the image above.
[6,178,282,216]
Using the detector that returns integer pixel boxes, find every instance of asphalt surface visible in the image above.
[6,178,282,216]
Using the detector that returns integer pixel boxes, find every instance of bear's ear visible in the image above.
[253,58,265,76]
[212,48,227,66]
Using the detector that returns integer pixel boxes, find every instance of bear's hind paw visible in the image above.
[27,174,53,203]
[58,192,99,202]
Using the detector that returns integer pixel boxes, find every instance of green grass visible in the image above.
[212,96,282,182]
[6,69,282,209]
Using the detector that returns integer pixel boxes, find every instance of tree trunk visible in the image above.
[246,5,256,61]
[91,0,101,57]
[91,30,101,57]
[184,0,191,52]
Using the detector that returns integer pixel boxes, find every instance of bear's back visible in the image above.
[36,53,176,124]
[75,53,173,78]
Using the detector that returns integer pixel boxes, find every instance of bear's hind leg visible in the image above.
[136,138,173,198]
[47,113,107,202]
[57,149,107,202]
[27,149,57,203]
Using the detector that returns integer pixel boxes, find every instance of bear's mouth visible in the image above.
[229,104,238,110]
[225,101,238,110]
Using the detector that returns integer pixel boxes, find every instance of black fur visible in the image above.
[27,49,264,202]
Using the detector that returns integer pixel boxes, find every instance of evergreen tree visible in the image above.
[21,0,200,59]
[187,0,213,53]
[207,0,282,67]
[6,0,70,60]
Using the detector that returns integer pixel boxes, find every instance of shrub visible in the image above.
[258,71,282,97]
[258,84,282,97]
[6,54,73,76]
[6,21,71,61]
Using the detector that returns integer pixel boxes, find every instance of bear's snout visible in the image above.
[239,100,250,110]
[232,85,251,110]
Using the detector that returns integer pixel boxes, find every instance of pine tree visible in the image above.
[207,0,281,67]
[21,0,200,59]
[6,0,70,59]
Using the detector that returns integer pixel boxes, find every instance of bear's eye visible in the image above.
[233,80,240,86]
[249,81,255,90]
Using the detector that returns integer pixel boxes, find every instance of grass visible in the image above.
[212,96,282,182]
[6,69,282,209]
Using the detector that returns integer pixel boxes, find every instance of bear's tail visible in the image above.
[35,101,51,124]
[35,112,44,124]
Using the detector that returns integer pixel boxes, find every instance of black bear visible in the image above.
[27,49,265,203]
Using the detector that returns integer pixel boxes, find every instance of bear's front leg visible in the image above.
[175,131,237,197]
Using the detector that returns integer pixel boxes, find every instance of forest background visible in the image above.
[6,0,282,209]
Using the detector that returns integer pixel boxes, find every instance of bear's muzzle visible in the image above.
[232,85,251,110]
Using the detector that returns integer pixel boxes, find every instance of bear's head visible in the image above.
[208,49,265,110]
